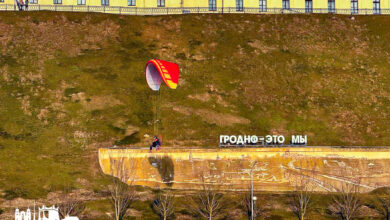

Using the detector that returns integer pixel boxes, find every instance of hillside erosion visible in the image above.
[1,12,390,147]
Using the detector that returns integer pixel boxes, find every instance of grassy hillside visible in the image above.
[0,12,390,199]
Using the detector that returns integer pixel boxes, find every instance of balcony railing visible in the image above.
[0,5,389,15]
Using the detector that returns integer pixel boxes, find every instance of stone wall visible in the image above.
[99,147,390,191]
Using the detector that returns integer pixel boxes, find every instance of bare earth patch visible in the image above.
[188,93,211,102]
[82,95,122,111]
[195,109,250,126]
[248,40,277,54]
[173,106,250,126]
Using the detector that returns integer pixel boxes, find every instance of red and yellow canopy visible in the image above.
[145,59,179,91]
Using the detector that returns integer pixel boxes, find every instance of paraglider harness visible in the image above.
[145,60,179,153]
[150,136,161,152]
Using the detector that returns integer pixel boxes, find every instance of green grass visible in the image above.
[0,12,390,201]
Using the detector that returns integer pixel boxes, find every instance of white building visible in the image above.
[15,205,79,220]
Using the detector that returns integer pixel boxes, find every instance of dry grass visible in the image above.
[0,12,389,202]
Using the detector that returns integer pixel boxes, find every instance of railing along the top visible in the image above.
[0,5,389,15]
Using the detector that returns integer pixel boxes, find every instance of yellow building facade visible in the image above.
[0,0,389,14]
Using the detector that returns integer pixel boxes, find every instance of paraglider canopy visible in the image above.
[145,59,179,91]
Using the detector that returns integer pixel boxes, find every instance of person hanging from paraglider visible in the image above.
[145,59,179,152]
[149,136,161,152]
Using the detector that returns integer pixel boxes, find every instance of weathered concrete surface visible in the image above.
[99,147,390,191]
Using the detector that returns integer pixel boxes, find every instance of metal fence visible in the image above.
[0,4,389,15]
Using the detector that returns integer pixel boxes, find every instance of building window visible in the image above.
[305,0,313,12]
[53,0,62,4]
[101,0,109,5]
[351,0,358,14]
[157,0,165,7]
[259,0,266,11]
[78,0,85,5]
[373,0,380,14]
[236,0,243,11]
[0,0,5,2]
[29,0,38,3]
[328,0,335,12]
[128,0,135,5]
[209,0,216,11]
[282,0,289,9]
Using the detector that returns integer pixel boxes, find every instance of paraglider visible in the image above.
[145,59,179,91]
[145,59,180,150]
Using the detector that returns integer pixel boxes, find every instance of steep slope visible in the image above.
[0,12,390,198]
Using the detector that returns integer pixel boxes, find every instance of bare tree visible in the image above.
[107,154,137,220]
[328,178,362,220]
[289,161,316,220]
[153,190,175,220]
[190,175,223,220]
[58,190,85,218]
[367,194,390,220]
[290,178,313,220]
